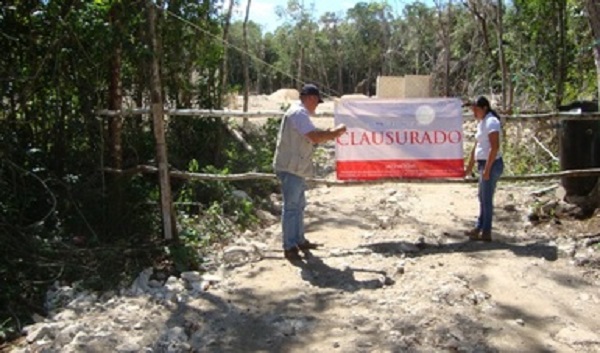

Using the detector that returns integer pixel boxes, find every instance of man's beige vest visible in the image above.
[273,105,315,178]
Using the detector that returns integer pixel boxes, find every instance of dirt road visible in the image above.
[201,179,599,352]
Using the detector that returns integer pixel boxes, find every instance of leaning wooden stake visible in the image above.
[147,1,176,240]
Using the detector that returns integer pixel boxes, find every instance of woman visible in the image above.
[464,96,504,241]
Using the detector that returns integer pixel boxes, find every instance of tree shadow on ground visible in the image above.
[148,242,570,353]
[288,252,388,292]
[304,205,380,232]
[154,288,334,352]
[362,235,558,261]
[305,216,372,232]
[153,286,504,353]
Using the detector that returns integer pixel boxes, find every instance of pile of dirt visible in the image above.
[268,88,299,102]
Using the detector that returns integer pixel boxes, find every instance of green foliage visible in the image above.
[503,140,561,176]
[165,216,203,273]
[500,122,561,176]
[169,115,282,273]
[313,146,330,176]
[224,0,597,106]
[0,318,13,343]
[0,0,224,343]
[169,202,238,273]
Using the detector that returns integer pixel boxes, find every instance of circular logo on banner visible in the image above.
[415,105,436,125]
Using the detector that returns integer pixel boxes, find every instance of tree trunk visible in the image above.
[147,0,176,241]
[320,55,329,94]
[555,0,568,107]
[466,0,493,59]
[337,62,344,95]
[441,1,453,97]
[495,0,509,111]
[242,0,251,115]
[107,3,125,233]
[256,42,263,95]
[585,0,600,205]
[108,5,123,170]
[297,46,304,89]
[586,0,600,106]
[219,0,235,106]
[334,25,344,94]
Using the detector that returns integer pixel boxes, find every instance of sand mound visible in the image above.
[339,94,369,100]
[269,88,299,102]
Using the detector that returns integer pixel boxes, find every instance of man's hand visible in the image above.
[332,123,347,137]
[306,124,347,144]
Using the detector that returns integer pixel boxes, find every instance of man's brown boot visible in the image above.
[284,248,302,261]
[298,240,320,252]
[464,228,481,240]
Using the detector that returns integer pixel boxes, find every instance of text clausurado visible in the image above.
[336,129,462,146]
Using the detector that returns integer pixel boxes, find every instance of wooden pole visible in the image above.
[147,1,176,240]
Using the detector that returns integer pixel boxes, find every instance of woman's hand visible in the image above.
[464,166,474,178]
[482,168,491,180]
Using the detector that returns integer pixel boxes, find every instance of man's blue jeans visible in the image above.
[476,158,504,232]
[276,171,307,250]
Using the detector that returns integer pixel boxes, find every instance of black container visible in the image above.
[558,101,600,197]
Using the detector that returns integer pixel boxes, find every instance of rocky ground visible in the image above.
[6,95,600,353]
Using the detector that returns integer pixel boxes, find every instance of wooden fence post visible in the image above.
[147,0,176,240]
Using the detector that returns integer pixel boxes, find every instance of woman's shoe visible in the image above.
[481,230,492,242]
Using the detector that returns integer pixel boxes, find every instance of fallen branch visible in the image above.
[104,165,600,184]
[96,108,332,118]
[104,166,276,181]
[170,169,275,181]
[225,124,254,153]
[585,237,600,247]
[529,185,559,196]
[578,233,600,247]
[531,135,559,161]
[96,108,600,121]
[2,159,57,229]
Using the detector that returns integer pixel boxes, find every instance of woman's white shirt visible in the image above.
[475,112,502,161]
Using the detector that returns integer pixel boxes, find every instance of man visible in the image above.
[273,83,347,261]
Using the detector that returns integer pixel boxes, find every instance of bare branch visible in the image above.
[2,159,57,230]
[104,165,600,184]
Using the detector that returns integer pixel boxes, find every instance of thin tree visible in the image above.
[147,0,176,240]
[555,0,568,108]
[108,2,125,229]
[242,0,251,114]
[220,0,236,106]
[493,0,510,111]
[586,0,600,107]
[108,3,123,170]
[435,0,453,97]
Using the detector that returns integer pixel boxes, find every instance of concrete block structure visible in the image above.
[376,75,432,98]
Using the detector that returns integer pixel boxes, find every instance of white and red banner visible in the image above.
[335,98,464,180]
